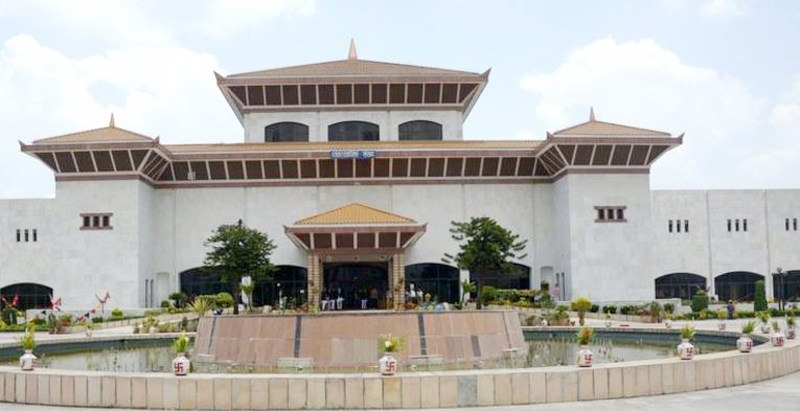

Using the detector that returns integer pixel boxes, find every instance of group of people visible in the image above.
[320,287,382,310]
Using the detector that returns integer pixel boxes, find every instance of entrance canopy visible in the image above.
[284,203,425,258]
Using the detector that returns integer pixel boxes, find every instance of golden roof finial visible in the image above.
[348,38,357,60]
[109,113,116,128]
[589,107,596,122]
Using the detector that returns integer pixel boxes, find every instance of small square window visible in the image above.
[786,218,791,231]
[676,219,681,233]
[32,229,37,242]
[92,216,100,227]
[794,218,798,231]
[668,220,673,233]
[735,219,740,232]
[83,216,91,228]
[102,215,110,227]
[727,219,732,232]
[616,208,624,220]
[24,229,29,242]
[684,220,689,233]
[743,219,748,232]
[597,209,605,221]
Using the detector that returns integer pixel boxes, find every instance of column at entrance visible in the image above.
[390,253,405,309]
[306,253,322,308]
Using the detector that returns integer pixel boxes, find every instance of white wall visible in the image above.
[560,173,655,301]
[242,110,464,142]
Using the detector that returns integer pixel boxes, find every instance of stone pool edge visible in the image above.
[0,329,795,409]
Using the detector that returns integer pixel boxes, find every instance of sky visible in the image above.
[1,0,799,198]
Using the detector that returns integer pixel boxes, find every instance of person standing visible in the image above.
[726,300,735,319]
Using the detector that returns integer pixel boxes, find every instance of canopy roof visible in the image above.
[294,203,416,226]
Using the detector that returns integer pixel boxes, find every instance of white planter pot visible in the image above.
[172,353,190,376]
[577,345,593,367]
[379,353,398,376]
[771,332,785,347]
[85,329,92,337]
[677,339,694,360]
[664,319,672,329]
[20,349,37,371]
[761,323,771,334]
[604,320,612,328]
[149,326,157,335]
[736,335,753,353]
[787,327,796,340]
[718,321,726,331]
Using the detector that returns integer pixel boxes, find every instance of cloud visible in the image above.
[0,34,243,198]
[518,36,800,189]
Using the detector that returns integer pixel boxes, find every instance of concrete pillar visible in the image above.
[306,253,322,308]
[391,253,405,309]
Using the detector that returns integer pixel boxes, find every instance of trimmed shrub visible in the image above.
[589,304,600,313]
[663,303,675,314]
[480,286,498,305]
[111,308,123,318]
[215,292,235,308]
[160,300,171,309]
[603,305,618,314]
[691,290,709,313]
[754,280,767,312]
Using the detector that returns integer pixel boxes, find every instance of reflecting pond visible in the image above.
[4,332,736,373]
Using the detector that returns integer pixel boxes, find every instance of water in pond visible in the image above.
[7,334,734,373]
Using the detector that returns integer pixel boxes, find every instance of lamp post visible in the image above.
[776,267,785,312]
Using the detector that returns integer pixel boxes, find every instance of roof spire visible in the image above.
[348,38,357,60]
[589,107,596,121]
[109,113,115,128]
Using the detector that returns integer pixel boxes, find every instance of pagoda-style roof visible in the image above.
[552,108,671,137]
[32,115,155,144]
[215,40,489,124]
[19,111,682,188]
[285,202,426,254]
[294,203,416,225]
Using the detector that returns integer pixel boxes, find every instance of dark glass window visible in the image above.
[252,265,308,308]
[398,120,443,141]
[715,271,764,302]
[470,263,530,290]
[328,121,379,141]
[405,263,459,303]
[102,215,110,227]
[92,216,100,227]
[0,283,53,311]
[83,216,91,228]
[16,229,20,242]
[32,229,37,242]
[655,273,706,299]
[180,268,230,299]
[264,122,309,142]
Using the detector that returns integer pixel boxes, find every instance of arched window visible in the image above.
[264,122,309,142]
[179,268,229,299]
[715,271,764,302]
[398,120,442,141]
[328,121,379,141]
[655,273,706,299]
[405,263,459,303]
[774,270,800,302]
[470,263,530,290]
[252,265,308,308]
[0,282,53,311]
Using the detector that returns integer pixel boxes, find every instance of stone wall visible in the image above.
[0,336,798,409]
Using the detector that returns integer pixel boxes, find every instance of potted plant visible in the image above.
[677,324,696,360]
[604,313,612,328]
[84,321,94,337]
[19,325,37,371]
[738,320,755,353]
[576,326,594,367]
[787,314,796,339]
[717,309,727,330]
[770,320,785,347]
[664,313,673,329]
[171,332,191,376]
[378,334,405,376]
[758,311,771,334]
[571,296,592,326]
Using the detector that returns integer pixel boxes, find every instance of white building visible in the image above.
[2,44,798,312]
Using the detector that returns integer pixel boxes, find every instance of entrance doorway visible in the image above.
[323,263,388,309]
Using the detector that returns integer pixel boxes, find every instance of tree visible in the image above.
[754,279,767,312]
[571,296,592,326]
[443,217,527,309]
[691,289,709,313]
[203,221,276,315]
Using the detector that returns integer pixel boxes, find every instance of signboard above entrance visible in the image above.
[329,150,376,160]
